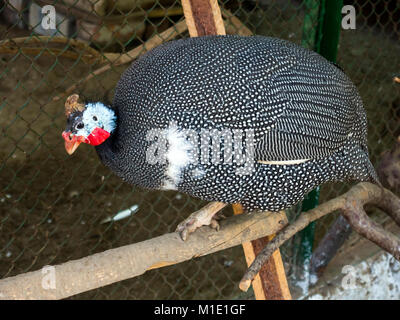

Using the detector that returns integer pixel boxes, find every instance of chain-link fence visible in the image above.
[0,0,399,299]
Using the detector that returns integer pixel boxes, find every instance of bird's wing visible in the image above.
[252,55,361,162]
[216,44,363,163]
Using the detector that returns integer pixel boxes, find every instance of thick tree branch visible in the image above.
[340,185,400,260]
[0,210,287,300]
[239,182,400,292]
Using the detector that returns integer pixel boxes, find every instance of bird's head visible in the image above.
[62,94,116,155]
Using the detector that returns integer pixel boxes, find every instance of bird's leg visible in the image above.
[176,202,227,241]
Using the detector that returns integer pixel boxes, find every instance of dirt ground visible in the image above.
[0,1,399,299]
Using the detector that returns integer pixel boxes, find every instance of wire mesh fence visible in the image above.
[0,0,399,299]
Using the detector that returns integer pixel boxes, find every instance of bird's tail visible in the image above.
[350,144,382,187]
[365,158,382,187]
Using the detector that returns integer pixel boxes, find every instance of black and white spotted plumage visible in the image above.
[95,35,378,211]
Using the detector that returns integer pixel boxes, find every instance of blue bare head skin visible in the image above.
[74,102,117,138]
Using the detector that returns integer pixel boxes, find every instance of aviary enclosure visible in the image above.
[0,0,399,300]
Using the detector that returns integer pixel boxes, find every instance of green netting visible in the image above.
[0,0,399,299]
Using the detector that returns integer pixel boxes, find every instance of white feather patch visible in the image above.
[162,125,193,190]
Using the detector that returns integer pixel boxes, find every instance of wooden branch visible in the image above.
[2,9,253,105]
[221,9,252,36]
[0,210,287,300]
[0,36,98,53]
[0,36,105,64]
[234,204,265,299]
[12,13,250,104]
[35,0,183,23]
[340,185,400,257]
[52,20,189,102]
[239,182,400,291]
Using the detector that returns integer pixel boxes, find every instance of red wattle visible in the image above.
[86,127,111,146]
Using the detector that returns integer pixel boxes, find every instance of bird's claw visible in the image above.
[176,214,221,241]
[176,202,227,241]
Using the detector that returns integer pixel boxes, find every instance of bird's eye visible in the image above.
[93,116,97,121]
[76,123,84,129]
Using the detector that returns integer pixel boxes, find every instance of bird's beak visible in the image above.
[62,131,85,155]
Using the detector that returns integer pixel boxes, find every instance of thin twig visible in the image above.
[222,9,253,36]
[4,14,250,103]
[52,19,189,102]
[0,36,104,64]
[0,47,101,64]
[35,0,183,23]
[53,13,252,102]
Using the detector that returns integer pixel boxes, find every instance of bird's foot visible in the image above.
[176,202,227,241]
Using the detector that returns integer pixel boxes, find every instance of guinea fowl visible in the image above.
[62,35,379,240]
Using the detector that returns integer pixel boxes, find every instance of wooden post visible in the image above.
[181,0,225,37]
[180,0,291,300]
[233,205,291,300]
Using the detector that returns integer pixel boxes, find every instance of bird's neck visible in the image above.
[94,133,117,169]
